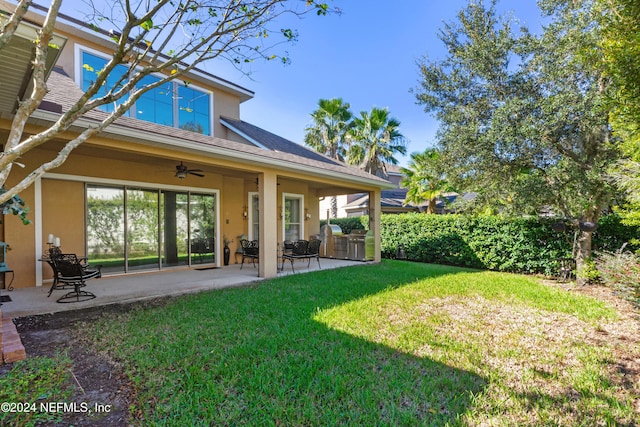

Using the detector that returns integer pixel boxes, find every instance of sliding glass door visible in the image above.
[189,193,216,265]
[87,186,125,274]
[87,184,217,273]
[162,191,189,268]
[126,188,160,271]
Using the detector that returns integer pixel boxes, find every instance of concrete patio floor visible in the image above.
[0,258,366,318]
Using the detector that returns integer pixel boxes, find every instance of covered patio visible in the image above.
[0,258,365,318]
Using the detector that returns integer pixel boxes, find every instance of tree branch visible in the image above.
[0,0,32,50]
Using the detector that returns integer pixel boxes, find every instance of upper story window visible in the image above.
[79,48,212,136]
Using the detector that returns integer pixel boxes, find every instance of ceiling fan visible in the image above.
[175,162,204,179]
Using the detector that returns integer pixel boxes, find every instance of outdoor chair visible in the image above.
[46,248,101,297]
[51,253,101,303]
[557,257,576,283]
[46,246,74,297]
[240,239,259,270]
[306,239,322,269]
[282,239,322,273]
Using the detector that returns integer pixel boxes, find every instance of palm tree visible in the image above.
[400,148,450,214]
[304,98,353,218]
[347,107,407,179]
[304,98,353,162]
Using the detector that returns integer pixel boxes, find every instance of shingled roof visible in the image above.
[220,117,340,166]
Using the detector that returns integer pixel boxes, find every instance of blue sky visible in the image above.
[58,0,545,166]
[212,1,545,166]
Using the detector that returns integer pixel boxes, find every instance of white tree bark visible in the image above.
[0,0,332,207]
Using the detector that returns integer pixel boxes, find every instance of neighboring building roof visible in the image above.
[343,188,414,211]
[343,189,461,213]
[37,69,394,188]
[386,164,403,175]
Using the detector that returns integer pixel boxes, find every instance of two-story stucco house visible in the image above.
[0,2,393,289]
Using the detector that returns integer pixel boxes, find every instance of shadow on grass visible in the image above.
[90,260,488,425]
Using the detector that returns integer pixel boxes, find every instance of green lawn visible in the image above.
[4,260,638,426]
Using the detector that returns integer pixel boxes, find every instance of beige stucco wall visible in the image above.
[221,128,259,147]
[41,179,85,282]
[3,185,36,289]
[221,176,245,255]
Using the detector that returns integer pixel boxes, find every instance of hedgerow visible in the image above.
[378,213,639,276]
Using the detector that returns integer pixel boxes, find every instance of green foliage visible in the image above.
[304,98,352,162]
[0,187,31,225]
[380,213,640,276]
[577,257,601,284]
[598,0,640,148]
[320,216,367,234]
[413,0,618,265]
[593,214,640,253]
[0,354,73,426]
[400,148,451,213]
[346,107,407,178]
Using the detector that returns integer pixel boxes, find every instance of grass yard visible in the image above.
[4,260,639,426]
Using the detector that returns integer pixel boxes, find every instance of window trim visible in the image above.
[282,192,304,242]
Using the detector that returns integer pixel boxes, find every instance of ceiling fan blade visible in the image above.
[189,171,205,177]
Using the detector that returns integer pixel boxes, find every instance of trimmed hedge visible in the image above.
[379,213,640,276]
[319,217,367,235]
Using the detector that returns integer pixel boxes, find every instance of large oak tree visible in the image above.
[414,0,619,274]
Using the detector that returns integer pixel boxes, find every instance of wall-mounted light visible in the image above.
[243,206,248,220]
[304,208,311,221]
[278,205,283,219]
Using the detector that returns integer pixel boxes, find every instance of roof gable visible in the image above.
[220,117,342,167]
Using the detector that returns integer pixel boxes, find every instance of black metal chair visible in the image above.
[51,254,101,303]
[47,248,100,297]
[240,239,259,269]
[557,257,576,283]
[306,239,322,270]
[281,240,309,273]
[46,247,67,297]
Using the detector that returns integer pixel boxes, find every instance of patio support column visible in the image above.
[368,189,382,263]
[258,171,278,278]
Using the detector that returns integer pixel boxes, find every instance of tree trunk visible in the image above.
[426,198,437,214]
[330,196,338,218]
[576,231,593,268]
[575,230,593,284]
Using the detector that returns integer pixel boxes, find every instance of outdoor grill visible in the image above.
[320,224,348,259]
[320,226,375,261]
[347,229,367,261]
